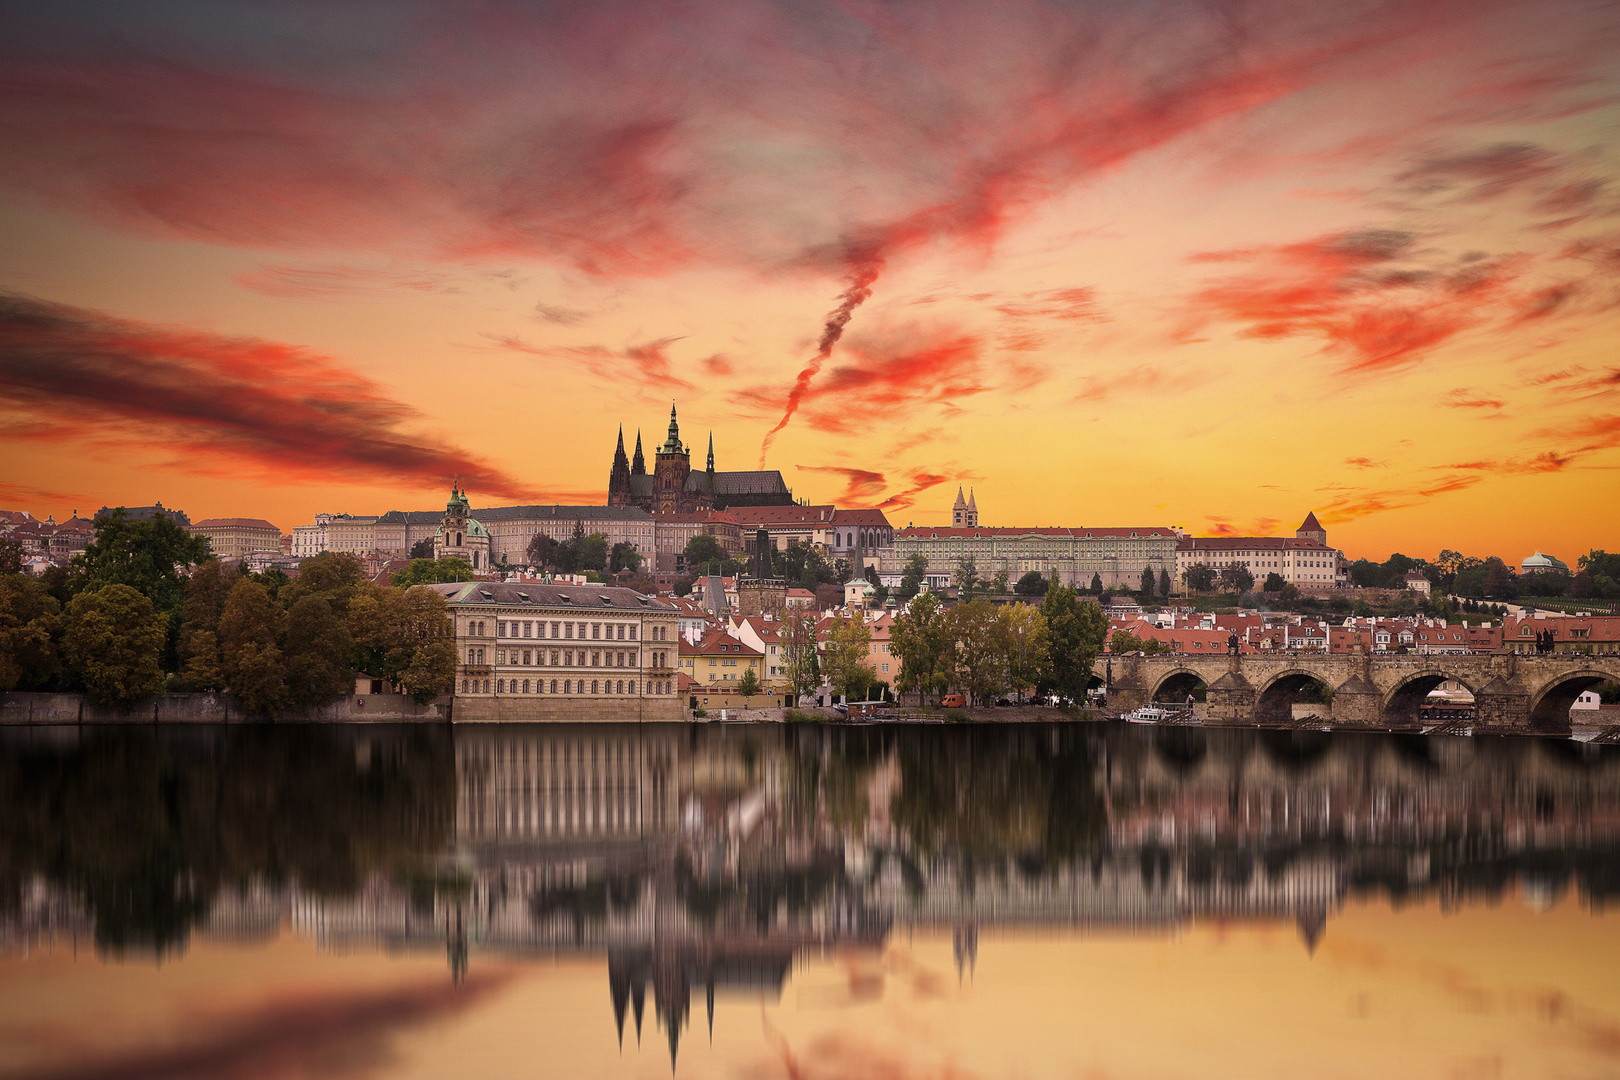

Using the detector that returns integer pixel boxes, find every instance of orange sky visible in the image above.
[3,895,1618,1079]
[1,1,1618,564]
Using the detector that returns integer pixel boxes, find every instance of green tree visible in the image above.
[0,574,62,690]
[1139,567,1155,595]
[1218,562,1255,594]
[779,608,822,702]
[63,584,167,707]
[390,557,475,587]
[1089,572,1104,596]
[283,552,368,615]
[995,602,1049,701]
[1014,570,1049,597]
[737,665,760,705]
[576,532,610,573]
[0,539,24,575]
[954,556,980,599]
[824,613,873,702]
[890,591,949,702]
[348,583,457,703]
[898,554,929,601]
[218,578,286,714]
[991,569,1011,595]
[945,597,1004,704]
[1158,568,1172,597]
[1110,629,1171,655]
[283,596,354,711]
[1184,563,1215,595]
[71,509,210,658]
[409,536,435,560]
[1041,586,1108,704]
[610,542,642,573]
[1263,572,1288,593]
[526,533,561,569]
[684,533,727,574]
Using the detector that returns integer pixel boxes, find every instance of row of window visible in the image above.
[483,649,639,668]
[495,620,649,640]
[461,678,676,695]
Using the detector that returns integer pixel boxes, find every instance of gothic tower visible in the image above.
[608,425,632,507]
[966,488,978,527]
[952,486,969,527]
[632,430,646,474]
[653,403,691,514]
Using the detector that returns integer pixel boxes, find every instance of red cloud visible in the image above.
[1184,229,1527,373]
[0,292,540,498]
[490,334,696,395]
[1444,389,1505,410]
[797,465,888,506]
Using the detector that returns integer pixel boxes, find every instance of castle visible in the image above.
[607,404,794,515]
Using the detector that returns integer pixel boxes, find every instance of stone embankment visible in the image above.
[0,691,446,725]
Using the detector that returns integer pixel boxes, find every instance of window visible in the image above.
[591,680,599,693]
[592,651,601,666]
[564,679,572,693]
[524,622,532,638]
[550,650,559,665]
[592,624,600,639]
[566,623,574,638]
[522,679,530,693]
[616,680,624,693]
[550,622,559,638]
[629,626,637,640]
[550,680,558,693]
[497,650,505,664]
[498,622,507,637]
[497,679,505,693]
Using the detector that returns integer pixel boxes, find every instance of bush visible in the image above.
[945,709,971,723]
[692,707,707,718]
[784,709,817,723]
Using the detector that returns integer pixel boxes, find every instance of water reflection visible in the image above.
[2,722,1618,1068]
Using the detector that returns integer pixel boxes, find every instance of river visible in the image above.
[1,721,1617,1079]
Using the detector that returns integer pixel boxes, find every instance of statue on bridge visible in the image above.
[1228,631,1240,656]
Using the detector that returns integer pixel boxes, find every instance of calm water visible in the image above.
[1,721,1618,1080]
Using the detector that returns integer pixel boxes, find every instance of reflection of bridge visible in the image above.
[1095,651,1620,732]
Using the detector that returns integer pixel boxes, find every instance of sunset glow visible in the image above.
[1,0,1617,560]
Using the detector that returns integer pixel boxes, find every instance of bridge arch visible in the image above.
[1255,668,1335,725]
[1382,669,1479,728]
[1529,669,1617,732]
[1150,667,1212,705]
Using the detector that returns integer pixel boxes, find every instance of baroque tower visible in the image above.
[653,403,692,514]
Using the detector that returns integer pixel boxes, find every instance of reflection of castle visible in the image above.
[9,724,1620,1071]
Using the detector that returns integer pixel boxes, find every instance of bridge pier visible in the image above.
[1330,673,1388,729]
[1207,666,1254,725]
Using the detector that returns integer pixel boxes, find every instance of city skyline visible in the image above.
[2,1,1618,564]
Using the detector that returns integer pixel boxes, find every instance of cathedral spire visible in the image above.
[661,402,684,454]
[632,430,645,474]
[706,432,714,473]
[613,425,628,467]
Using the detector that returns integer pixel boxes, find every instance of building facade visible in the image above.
[1175,513,1348,591]
[190,517,282,559]
[431,580,682,721]
[607,404,793,514]
[878,525,1180,591]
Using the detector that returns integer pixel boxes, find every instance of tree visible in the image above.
[285,552,368,611]
[348,583,457,703]
[814,583,843,610]
[72,510,210,616]
[684,533,727,574]
[175,554,232,689]
[1110,629,1171,655]
[576,532,610,572]
[527,533,561,569]
[779,608,822,702]
[63,585,167,707]
[390,557,475,587]
[1184,563,1216,595]
[1041,586,1108,704]
[1483,557,1515,598]
[282,596,354,711]
[954,556,980,598]
[1158,568,1172,597]
[1014,571,1049,597]
[890,591,949,702]
[218,578,286,715]
[945,598,1004,704]
[1139,567,1154,596]
[0,539,24,575]
[1089,572,1104,596]
[737,666,760,705]
[1218,562,1255,594]
[991,569,1011,595]
[1263,572,1288,593]
[610,542,642,574]
[995,603,1049,701]
[898,554,928,601]
[409,537,436,560]
[823,613,874,702]
[0,574,61,691]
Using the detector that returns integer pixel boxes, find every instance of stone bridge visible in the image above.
[1092,650,1620,733]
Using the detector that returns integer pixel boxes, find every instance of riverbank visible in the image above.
[0,691,445,725]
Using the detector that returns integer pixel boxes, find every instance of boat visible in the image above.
[1123,705,1171,724]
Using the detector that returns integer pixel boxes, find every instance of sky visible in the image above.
[0,0,1617,563]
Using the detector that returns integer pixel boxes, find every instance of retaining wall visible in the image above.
[0,691,446,725]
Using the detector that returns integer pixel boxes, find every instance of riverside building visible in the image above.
[430,581,682,721]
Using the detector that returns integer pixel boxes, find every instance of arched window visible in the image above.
[564,679,572,693]
[616,680,624,693]
[591,680,599,693]
[497,679,505,693]
[550,679,558,693]
[523,679,530,693]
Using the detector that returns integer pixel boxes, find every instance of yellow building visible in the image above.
[189,517,282,559]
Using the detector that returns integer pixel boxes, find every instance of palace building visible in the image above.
[607,404,793,514]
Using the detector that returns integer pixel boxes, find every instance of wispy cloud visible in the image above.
[0,292,539,497]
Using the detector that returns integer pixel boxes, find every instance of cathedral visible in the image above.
[607,405,794,515]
